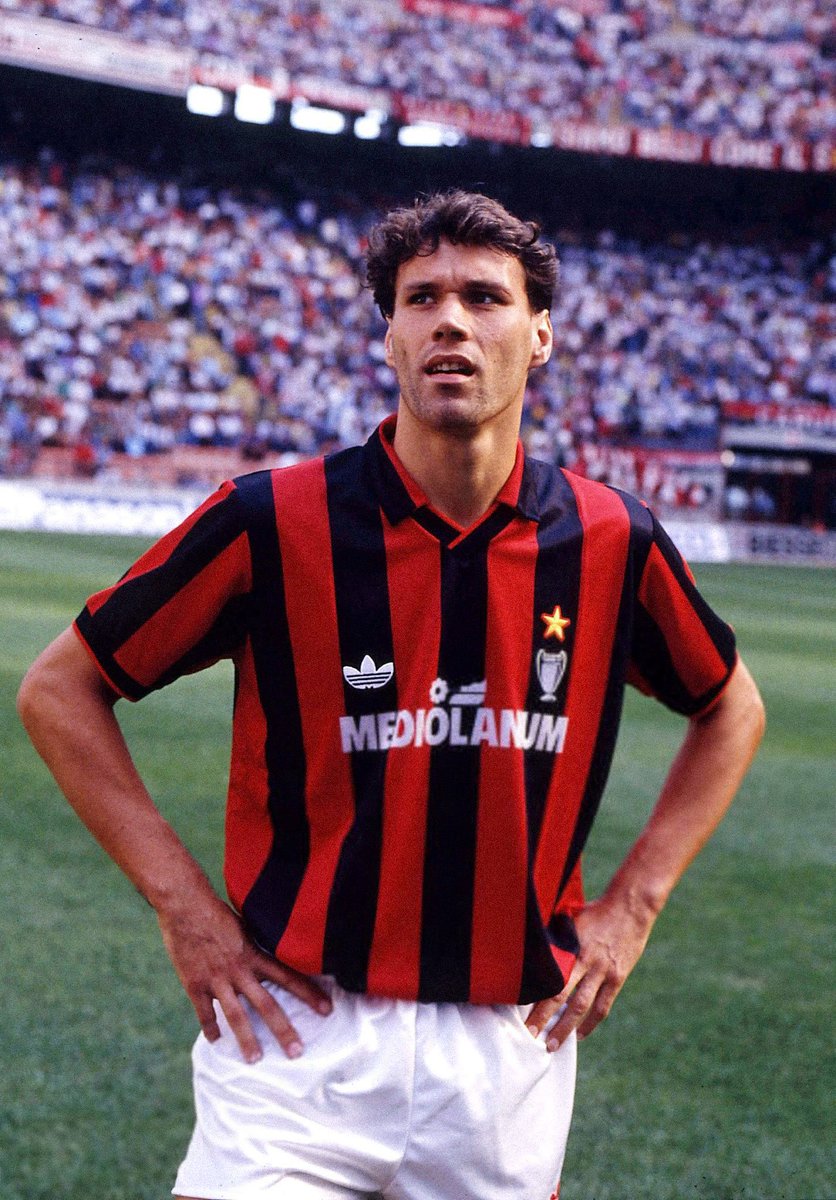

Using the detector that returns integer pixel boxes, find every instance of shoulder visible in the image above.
[230,452,330,512]
[568,469,655,529]
[527,458,654,540]
[228,444,372,531]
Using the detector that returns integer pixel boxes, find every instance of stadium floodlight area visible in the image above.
[397,122,463,148]
[186,84,226,118]
[289,100,346,136]
[234,83,275,125]
[353,110,387,141]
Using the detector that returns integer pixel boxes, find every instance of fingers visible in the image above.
[525,953,584,1040]
[526,953,623,1053]
[192,991,222,1045]
[180,955,331,1064]
[218,979,304,1064]
[261,955,333,1018]
[216,985,271,1064]
[191,974,314,1065]
[525,996,562,1039]
[545,973,618,1050]
[204,959,334,1064]
[244,957,334,1060]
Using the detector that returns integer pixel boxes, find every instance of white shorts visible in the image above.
[173,979,576,1200]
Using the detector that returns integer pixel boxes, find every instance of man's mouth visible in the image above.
[424,358,475,377]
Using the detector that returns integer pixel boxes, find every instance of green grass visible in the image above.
[1,534,833,1199]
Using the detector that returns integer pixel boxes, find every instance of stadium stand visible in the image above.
[4,0,834,146]
[1,148,832,523]
[0,2,831,527]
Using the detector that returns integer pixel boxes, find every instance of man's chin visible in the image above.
[399,388,501,437]
[424,404,484,435]
[419,390,482,425]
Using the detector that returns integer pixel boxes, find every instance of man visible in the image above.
[18,191,765,1200]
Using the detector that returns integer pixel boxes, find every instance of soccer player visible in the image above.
[18,191,765,1200]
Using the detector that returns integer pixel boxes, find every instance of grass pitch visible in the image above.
[1,530,833,1200]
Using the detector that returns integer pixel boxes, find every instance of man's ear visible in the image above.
[384,321,395,368]
[530,310,553,369]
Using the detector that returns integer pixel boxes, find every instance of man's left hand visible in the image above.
[525,892,657,1051]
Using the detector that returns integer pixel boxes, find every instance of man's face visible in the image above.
[384,239,552,437]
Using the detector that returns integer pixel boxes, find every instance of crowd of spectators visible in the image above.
[1,150,832,515]
[5,0,835,145]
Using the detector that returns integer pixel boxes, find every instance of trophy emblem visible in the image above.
[536,649,567,702]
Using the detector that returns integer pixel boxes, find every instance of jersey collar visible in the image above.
[367,415,540,527]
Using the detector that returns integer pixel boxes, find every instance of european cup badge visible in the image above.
[536,648,567,702]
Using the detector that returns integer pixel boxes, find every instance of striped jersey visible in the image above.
[74,416,737,1005]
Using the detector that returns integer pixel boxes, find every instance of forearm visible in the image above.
[604,657,766,920]
[17,627,214,913]
[529,658,765,1048]
[19,627,332,1059]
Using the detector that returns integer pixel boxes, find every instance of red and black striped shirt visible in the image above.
[75,416,736,1005]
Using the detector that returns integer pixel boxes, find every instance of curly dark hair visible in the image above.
[365,190,558,318]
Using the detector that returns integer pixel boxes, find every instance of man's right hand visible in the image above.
[156,892,333,1063]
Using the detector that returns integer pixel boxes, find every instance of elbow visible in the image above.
[17,663,39,729]
[17,657,56,738]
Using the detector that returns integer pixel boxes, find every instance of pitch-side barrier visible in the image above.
[1,479,834,566]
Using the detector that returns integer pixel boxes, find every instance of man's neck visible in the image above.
[392,408,520,529]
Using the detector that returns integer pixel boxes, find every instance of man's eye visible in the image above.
[407,292,432,305]
[471,291,500,304]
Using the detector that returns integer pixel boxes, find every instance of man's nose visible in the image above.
[432,296,469,338]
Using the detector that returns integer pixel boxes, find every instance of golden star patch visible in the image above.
[541,605,571,641]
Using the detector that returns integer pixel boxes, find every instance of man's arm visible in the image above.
[17,627,331,1062]
[527,656,765,1050]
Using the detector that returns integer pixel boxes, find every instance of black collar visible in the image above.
[365,417,542,529]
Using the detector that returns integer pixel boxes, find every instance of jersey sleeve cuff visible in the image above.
[71,618,144,702]
[690,650,740,719]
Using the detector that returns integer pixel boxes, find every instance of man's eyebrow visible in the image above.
[401,277,514,296]
[464,278,514,295]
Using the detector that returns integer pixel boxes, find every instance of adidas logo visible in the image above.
[343,654,394,690]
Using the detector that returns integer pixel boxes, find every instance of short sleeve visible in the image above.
[74,480,252,700]
[628,513,737,716]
